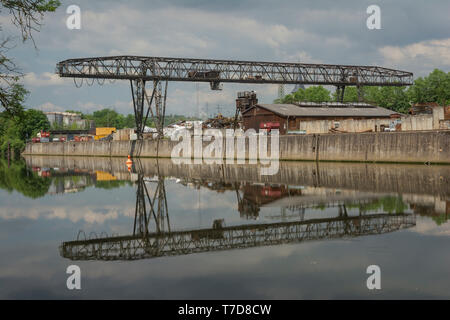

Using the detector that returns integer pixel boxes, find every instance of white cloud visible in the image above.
[23,72,70,87]
[0,204,133,224]
[379,38,450,74]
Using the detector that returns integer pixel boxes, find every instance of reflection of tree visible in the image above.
[347,196,408,214]
[411,203,450,226]
[432,214,450,226]
[0,158,50,198]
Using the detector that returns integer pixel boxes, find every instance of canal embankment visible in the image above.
[23,130,450,164]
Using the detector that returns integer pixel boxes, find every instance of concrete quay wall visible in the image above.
[23,130,450,164]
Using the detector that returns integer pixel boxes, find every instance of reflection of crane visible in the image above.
[132,159,170,235]
[60,213,415,261]
[59,165,417,262]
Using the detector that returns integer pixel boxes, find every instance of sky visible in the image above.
[1,0,450,116]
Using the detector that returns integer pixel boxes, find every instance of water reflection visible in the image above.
[24,160,416,260]
[0,158,51,198]
[0,156,447,298]
[8,157,450,261]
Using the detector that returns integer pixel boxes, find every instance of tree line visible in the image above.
[67,108,200,130]
[275,69,450,114]
[0,86,49,156]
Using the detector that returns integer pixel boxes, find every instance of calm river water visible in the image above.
[0,156,449,299]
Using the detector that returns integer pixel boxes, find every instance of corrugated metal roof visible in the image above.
[250,103,398,118]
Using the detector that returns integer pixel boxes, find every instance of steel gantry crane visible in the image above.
[56,55,413,139]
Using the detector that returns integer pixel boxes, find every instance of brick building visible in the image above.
[242,102,400,134]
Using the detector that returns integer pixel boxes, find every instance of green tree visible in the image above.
[20,108,50,139]
[0,83,28,116]
[304,86,331,102]
[87,108,125,128]
[280,93,295,103]
[0,84,38,155]
[364,86,410,114]
[0,108,49,156]
[0,116,25,156]
[292,88,306,101]
[277,86,332,103]
[332,86,361,103]
[124,114,135,128]
[408,69,450,105]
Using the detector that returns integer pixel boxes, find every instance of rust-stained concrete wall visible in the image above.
[297,114,439,133]
[400,114,434,131]
[280,131,450,163]
[23,130,450,164]
[298,118,394,134]
[295,106,446,133]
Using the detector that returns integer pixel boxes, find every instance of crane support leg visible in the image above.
[357,85,363,102]
[335,85,346,103]
[130,79,169,154]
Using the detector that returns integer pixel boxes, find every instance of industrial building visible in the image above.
[242,101,400,134]
[406,103,450,130]
[45,111,91,129]
[237,92,450,134]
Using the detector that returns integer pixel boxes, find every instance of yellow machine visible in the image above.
[96,127,116,136]
[94,127,116,140]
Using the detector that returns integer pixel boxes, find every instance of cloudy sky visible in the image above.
[2,0,450,116]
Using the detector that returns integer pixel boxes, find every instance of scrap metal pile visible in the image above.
[202,114,239,129]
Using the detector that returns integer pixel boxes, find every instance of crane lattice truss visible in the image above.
[57,56,412,86]
[56,56,413,139]
[60,213,415,261]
